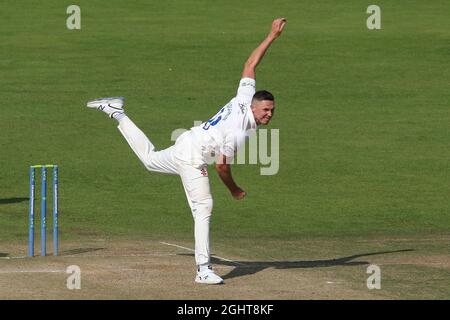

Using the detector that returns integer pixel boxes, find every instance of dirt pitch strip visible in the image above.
[0,238,449,299]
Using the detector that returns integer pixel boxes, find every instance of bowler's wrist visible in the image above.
[267,33,278,41]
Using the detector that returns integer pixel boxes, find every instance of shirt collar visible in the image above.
[247,106,257,130]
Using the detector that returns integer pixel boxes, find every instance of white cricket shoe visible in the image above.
[86,97,125,118]
[195,266,224,285]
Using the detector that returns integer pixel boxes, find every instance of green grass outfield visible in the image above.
[0,0,449,295]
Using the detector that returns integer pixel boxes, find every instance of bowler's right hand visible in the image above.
[232,188,247,200]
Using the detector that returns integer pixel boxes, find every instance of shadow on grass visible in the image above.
[60,248,105,256]
[179,249,414,280]
[0,197,28,205]
[0,253,8,258]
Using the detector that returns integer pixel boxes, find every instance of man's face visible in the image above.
[251,100,275,125]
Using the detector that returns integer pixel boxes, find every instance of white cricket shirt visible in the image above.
[174,77,257,167]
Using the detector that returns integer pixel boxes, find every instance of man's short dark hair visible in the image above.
[252,90,274,102]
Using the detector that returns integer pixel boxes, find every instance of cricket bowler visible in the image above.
[87,18,287,284]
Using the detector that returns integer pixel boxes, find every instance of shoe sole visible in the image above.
[195,277,224,285]
[195,280,224,285]
[90,96,124,101]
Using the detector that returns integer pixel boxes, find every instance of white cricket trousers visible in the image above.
[117,116,212,266]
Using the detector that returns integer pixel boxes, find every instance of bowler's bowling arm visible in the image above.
[241,17,287,80]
